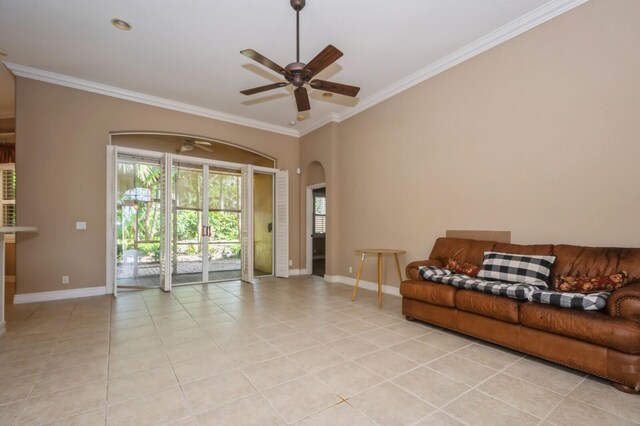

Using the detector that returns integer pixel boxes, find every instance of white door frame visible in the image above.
[107,146,288,294]
[306,182,326,276]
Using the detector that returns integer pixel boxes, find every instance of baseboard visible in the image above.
[288,268,311,276]
[13,286,109,304]
[324,275,401,297]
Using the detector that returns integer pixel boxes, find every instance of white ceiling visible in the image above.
[0,0,584,135]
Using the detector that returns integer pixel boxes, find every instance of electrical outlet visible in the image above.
[349,266,353,273]
[289,259,293,266]
[62,276,69,284]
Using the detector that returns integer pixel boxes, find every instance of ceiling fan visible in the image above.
[240,0,360,112]
[178,139,213,153]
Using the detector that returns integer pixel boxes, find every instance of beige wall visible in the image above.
[301,0,640,287]
[16,79,299,294]
[0,118,15,132]
[299,122,339,274]
[113,134,275,167]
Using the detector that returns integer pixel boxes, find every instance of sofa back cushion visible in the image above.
[429,238,496,266]
[552,245,640,287]
[429,238,555,267]
[494,243,554,256]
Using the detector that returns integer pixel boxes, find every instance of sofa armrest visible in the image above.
[405,259,444,280]
[606,281,640,323]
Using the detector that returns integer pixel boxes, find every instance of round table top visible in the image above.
[354,248,406,255]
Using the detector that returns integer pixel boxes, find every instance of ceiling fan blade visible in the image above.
[195,144,213,153]
[240,82,290,96]
[310,80,360,97]
[240,49,289,76]
[194,140,212,146]
[294,87,311,112]
[302,45,343,78]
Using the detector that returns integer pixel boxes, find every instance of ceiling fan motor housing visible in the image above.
[285,62,310,87]
[290,0,306,11]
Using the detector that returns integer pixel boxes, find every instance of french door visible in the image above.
[170,161,243,286]
[107,146,288,296]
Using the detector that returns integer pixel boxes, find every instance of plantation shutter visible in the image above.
[274,170,289,278]
[0,164,15,228]
[159,154,172,291]
[241,165,253,282]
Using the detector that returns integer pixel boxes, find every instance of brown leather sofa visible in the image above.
[400,237,640,393]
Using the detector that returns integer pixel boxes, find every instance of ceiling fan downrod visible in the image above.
[291,0,306,63]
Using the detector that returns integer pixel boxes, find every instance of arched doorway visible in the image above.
[306,161,326,277]
[107,132,287,294]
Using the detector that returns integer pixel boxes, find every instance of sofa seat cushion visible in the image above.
[455,290,523,323]
[400,280,457,307]
[520,303,640,354]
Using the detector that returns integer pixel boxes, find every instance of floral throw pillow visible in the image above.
[445,258,481,277]
[554,271,628,294]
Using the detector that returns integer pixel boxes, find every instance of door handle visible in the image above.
[202,225,209,237]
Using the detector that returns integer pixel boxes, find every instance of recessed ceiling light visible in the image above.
[288,121,296,126]
[297,115,305,121]
[111,18,132,31]
[0,50,7,57]
[322,92,333,98]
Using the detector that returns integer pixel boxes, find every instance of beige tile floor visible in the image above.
[1,276,638,425]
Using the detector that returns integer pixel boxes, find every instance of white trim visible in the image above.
[3,0,586,139]
[13,286,109,304]
[106,145,117,295]
[287,268,309,276]
[3,62,299,138]
[324,275,401,298]
[298,0,588,136]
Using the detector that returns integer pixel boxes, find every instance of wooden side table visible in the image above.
[352,249,406,308]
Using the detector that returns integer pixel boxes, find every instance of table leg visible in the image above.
[394,253,403,283]
[351,253,366,302]
[378,253,383,308]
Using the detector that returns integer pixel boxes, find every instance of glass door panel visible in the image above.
[172,162,205,285]
[253,172,274,277]
[116,157,162,288]
[207,171,241,281]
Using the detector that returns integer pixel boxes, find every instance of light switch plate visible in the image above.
[76,221,87,230]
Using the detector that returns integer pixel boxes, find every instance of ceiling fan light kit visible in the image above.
[240,0,360,113]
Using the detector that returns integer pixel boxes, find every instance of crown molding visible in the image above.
[3,0,587,139]
[301,0,588,135]
[3,62,300,138]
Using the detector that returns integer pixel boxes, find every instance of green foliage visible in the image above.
[117,161,243,263]
[209,212,240,241]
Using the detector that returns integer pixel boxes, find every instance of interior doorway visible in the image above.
[108,139,289,295]
[306,183,326,277]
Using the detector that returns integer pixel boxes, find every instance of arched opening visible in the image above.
[108,132,284,292]
[305,161,326,277]
[111,132,275,167]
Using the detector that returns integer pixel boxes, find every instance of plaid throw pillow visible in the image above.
[529,290,609,310]
[445,258,481,277]
[555,272,628,294]
[477,251,556,287]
